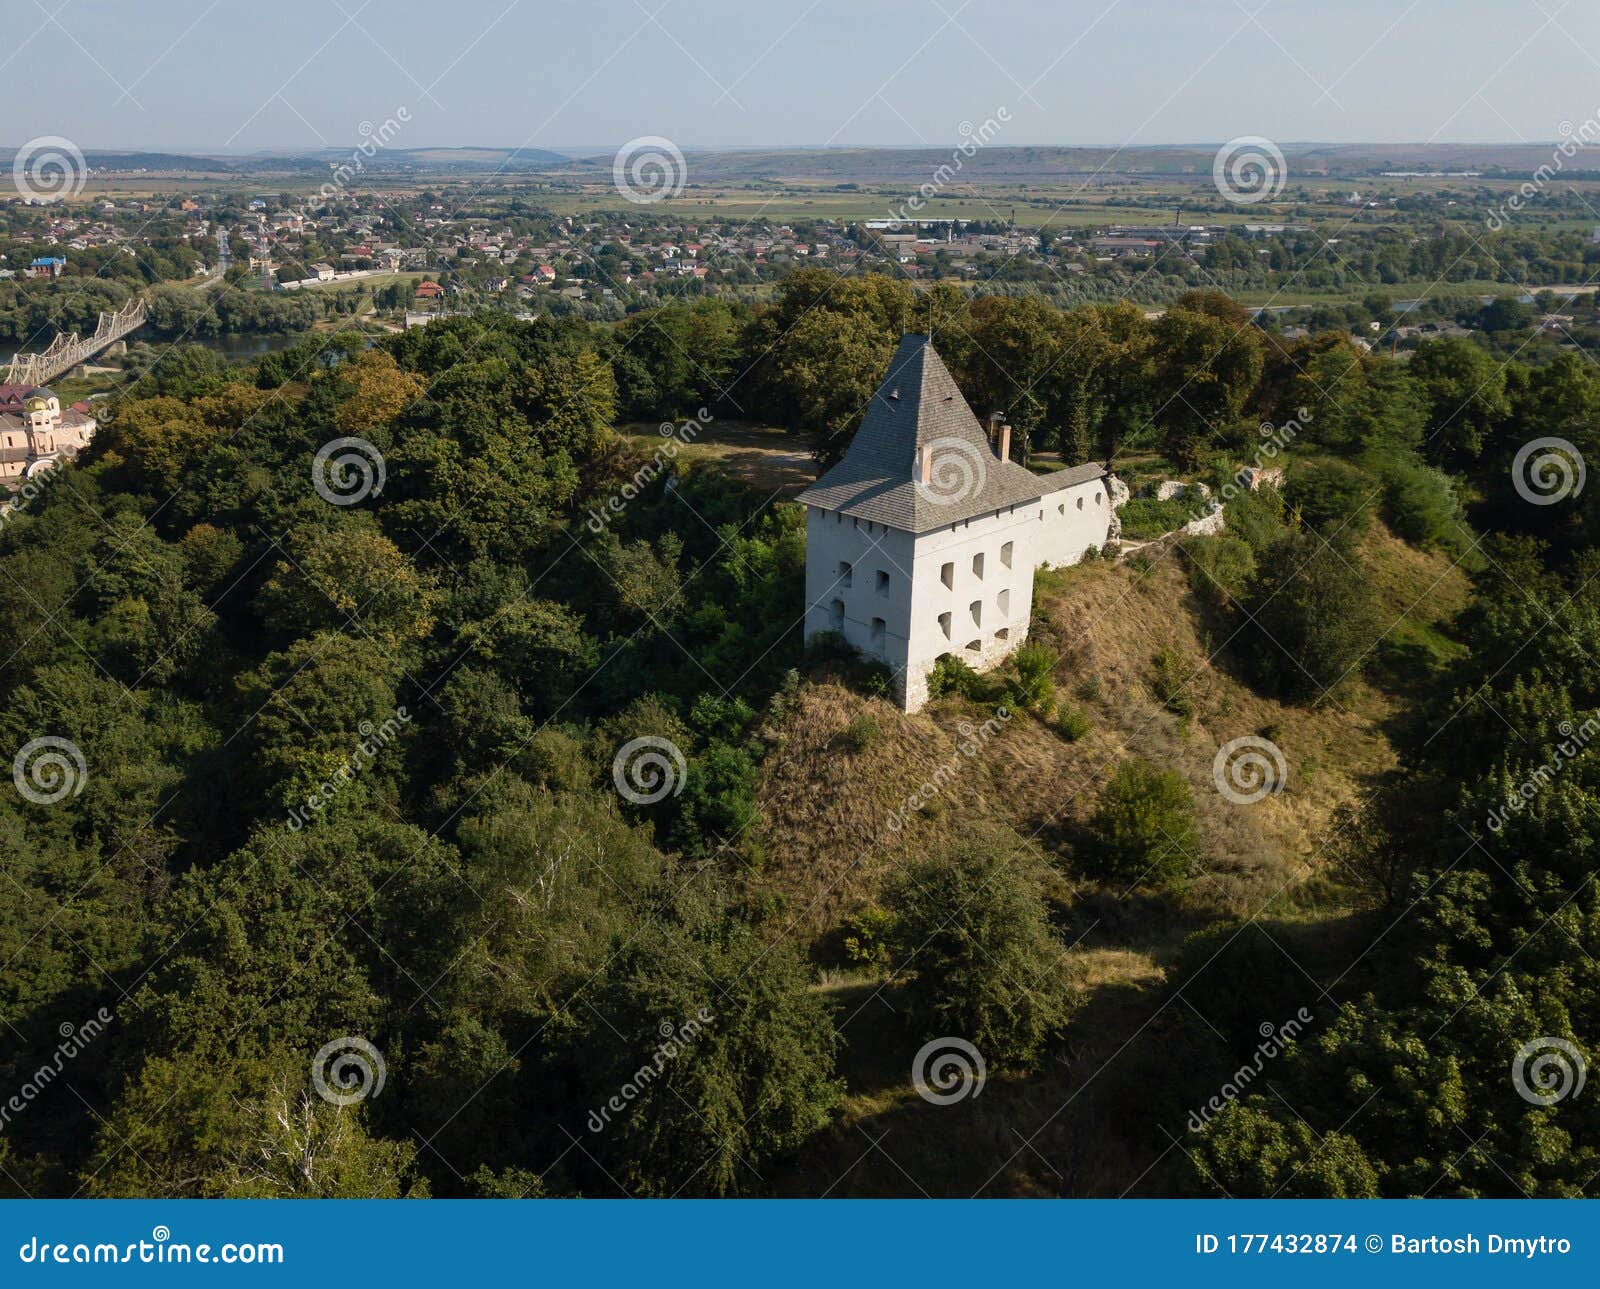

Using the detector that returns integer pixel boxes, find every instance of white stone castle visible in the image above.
[799,335,1117,712]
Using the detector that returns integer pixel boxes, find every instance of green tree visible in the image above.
[885,840,1073,1068]
[1085,758,1201,888]
[581,909,840,1196]
[1240,528,1378,701]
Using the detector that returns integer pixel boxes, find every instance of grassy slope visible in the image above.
[752,521,1468,1196]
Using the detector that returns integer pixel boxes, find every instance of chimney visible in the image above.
[999,423,1012,462]
[986,410,1005,452]
[919,442,932,484]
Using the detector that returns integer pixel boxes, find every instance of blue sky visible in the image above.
[7,0,1599,153]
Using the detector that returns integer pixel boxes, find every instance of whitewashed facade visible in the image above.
[800,336,1116,712]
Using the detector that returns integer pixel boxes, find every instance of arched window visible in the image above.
[828,599,845,631]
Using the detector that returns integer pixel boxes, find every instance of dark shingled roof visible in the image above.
[797,334,1106,533]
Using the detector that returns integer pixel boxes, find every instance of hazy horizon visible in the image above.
[8,0,1600,157]
[12,139,1595,158]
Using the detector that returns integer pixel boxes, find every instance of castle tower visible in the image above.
[798,335,1114,712]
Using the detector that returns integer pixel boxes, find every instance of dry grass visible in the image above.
[751,523,1467,1195]
[620,420,816,495]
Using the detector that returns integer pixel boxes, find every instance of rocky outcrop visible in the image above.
[1106,473,1130,543]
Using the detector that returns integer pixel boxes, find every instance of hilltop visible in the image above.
[748,519,1468,1195]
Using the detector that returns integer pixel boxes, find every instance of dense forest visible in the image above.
[0,269,1596,1197]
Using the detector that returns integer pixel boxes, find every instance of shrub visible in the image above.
[1378,457,1473,556]
[1240,528,1379,702]
[885,841,1073,1068]
[1223,484,1287,556]
[583,915,841,1196]
[840,906,893,967]
[1117,494,1195,539]
[1181,533,1256,609]
[926,652,984,701]
[1007,643,1057,713]
[1085,758,1200,888]
[1057,705,1090,742]
[802,629,854,664]
[839,711,881,752]
[1151,645,1194,719]
[1285,459,1376,535]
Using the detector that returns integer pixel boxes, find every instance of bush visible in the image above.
[1151,645,1194,719]
[583,915,841,1196]
[1379,457,1473,556]
[805,631,897,699]
[1085,758,1200,888]
[840,906,893,967]
[1240,528,1379,702]
[926,651,985,701]
[1285,459,1376,535]
[1056,705,1090,742]
[885,840,1073,1068]
[839,711,881,752]
[1117,494,1196,539]
[1007,643,1057,713]
[1223,484,1287,556]
[1181,534,1256,609]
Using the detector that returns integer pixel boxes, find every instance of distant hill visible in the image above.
[13,141,1599,184]
[649,141,1600,185]
[0,150,236,174]
[0,145,568,177]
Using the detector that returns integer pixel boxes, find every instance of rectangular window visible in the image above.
[838,561,853,587]
[870,617,887,652]
[941,561,954,590]
[875,569,890,597]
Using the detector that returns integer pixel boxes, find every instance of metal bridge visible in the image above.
[4,298,149,387]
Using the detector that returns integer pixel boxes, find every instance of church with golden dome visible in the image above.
[0,385,98,494]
